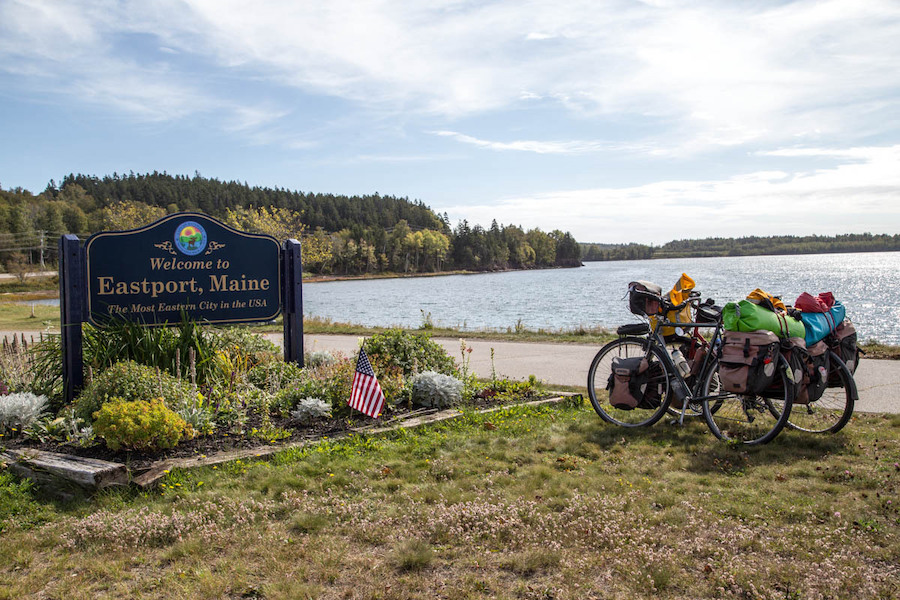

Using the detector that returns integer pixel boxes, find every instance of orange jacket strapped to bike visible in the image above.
[746,288,786,312]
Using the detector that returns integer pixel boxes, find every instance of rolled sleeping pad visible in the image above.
[799,301,846,346]
[722,299,806,339]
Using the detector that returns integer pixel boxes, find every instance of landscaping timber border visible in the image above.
[1,394,579,493]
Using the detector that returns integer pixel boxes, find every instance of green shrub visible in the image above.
[210,328,279,385]
[248,360,306,393]
[74,360,192,423]
[93,397,191,451]
[315,358,357,416]
[31,407,94,446]
[373,365,407,409]
[480,375,542,403]
[272,378,327,416]
[410,371,463,408]
[212,327,279,362]
[171,393,217,436]
[304,350,336,368]
[364,329,456,378]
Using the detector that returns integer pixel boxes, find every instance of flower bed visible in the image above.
[1,325,546,474]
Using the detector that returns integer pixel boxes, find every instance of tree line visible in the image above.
[0,173,582,276]
[581,233,900,262]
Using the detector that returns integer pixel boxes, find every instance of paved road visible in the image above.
[0,271,57,282]
[3,329,897,414]
[299,334,900,415]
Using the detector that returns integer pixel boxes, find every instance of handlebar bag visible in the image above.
[696,302,722,324]
[717,330,780,395]
[628,281,662,317]
[607,356,649,409]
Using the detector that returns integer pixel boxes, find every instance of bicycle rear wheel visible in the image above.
[786,351,855,433]
[700,355,794,445]
[587,337,672,427]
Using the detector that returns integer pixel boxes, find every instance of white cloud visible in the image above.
[438,145,900,243]
[431,130,618,154]
[3,0,898,155]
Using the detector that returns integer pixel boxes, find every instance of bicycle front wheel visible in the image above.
[701,354,794,445]
[786,351,856,434]
[587,337,672,427]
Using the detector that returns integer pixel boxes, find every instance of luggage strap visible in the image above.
[775,313,790,338]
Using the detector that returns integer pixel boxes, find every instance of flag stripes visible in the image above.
[349,347,385,418]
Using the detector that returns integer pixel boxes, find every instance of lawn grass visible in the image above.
[1,403,898,599]
[300,315,621,346]
[0,275,58,295]
[0,302,60,332]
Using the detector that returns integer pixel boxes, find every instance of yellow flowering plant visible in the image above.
[93,397,192,452]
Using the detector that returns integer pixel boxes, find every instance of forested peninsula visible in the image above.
[0,172,581,276]
[3,172,895,278]
[581,233,900,261]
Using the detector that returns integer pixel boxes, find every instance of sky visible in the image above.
[1,0,899,244]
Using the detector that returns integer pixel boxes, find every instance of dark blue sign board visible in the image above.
[84,213,281,325]
[59,213,304,403]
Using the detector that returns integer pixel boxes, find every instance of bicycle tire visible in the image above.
[785,350,855,434]
[587,337,672,427]
[700,354,794,445]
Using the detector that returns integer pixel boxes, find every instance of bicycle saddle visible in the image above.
[617,323,650,336]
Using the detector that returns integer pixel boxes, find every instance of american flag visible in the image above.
[349,347,385,418]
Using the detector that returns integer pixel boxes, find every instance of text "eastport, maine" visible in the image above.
[97,274,271,298]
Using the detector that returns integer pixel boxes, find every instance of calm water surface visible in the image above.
[304,252,900,344]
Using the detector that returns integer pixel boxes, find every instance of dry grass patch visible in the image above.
[1,405,898,598]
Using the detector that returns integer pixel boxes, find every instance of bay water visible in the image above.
[304,252,900,344]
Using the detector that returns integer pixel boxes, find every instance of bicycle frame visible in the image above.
[641,301,727,424]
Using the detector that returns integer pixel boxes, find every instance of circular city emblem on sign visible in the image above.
[174,221,207,256]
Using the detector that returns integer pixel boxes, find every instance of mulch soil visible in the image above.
[4,392,530,473]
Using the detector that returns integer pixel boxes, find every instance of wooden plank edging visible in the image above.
[1,448,128,490]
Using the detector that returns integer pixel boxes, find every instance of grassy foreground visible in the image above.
[1,402,898,599]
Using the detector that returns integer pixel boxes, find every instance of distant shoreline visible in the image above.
[580,235,900,262]
[302,263,583,284]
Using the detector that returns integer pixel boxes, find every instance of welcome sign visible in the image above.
[84,213,282,325]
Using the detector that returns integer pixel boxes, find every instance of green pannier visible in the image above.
[722,300,805,339]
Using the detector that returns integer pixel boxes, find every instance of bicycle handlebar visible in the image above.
[661,290,702,313]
